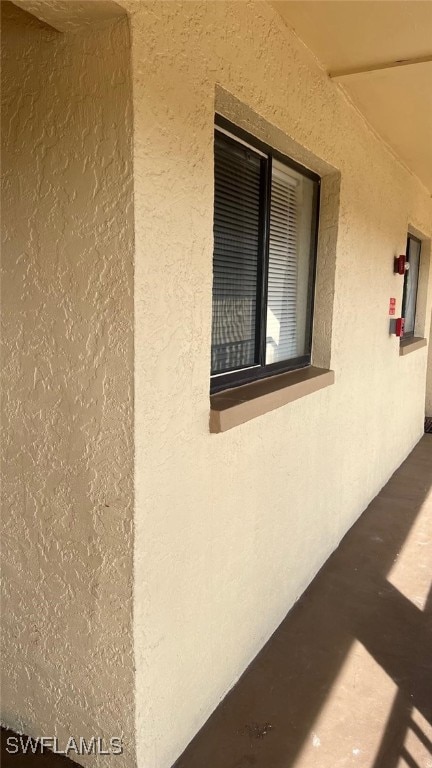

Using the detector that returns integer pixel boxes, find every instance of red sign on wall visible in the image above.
[389,298,396,316]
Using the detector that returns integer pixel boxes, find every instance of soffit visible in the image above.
[273,1,432,193]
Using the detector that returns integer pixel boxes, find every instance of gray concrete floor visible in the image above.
[174,436,432,768]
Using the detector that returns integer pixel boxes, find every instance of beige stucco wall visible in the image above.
[119,2,432,767]
[2,2,432,768]
[426,312,432,415]
[1,4,135,765]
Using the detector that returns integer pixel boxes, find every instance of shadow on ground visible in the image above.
[2,439,431,768]
[173,436,432,768]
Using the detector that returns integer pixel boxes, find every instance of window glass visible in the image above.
[211,120,319,392]
[212,132,262,374]
[266,160,315,364]
[403,236,421,337]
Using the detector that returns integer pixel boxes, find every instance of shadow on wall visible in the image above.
[1,426,431,765]
[173,437,432,768]
[1,0,135,761]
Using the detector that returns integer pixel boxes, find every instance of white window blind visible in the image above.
[210,119,319,391]
[265,161,299,364]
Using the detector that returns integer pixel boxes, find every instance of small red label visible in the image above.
[389,298,396,316]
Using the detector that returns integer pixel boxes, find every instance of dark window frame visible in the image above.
[401,233,422,340]
[211,115,321,394]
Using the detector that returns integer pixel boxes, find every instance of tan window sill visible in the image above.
[210,366,335,433]
[399,337,427,356]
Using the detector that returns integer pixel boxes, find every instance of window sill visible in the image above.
[399,337,427,356]
[209,366,335,433]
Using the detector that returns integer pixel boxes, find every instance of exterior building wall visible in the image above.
[1,5,135,765]
[2,2,432,768]
[120,2,432,767]
[426,313,432,416]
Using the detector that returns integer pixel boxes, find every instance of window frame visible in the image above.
[401,233,422,340]
[211,115,321,394]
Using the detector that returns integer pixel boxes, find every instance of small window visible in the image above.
[211,117,320,393]
[402,234,421,338]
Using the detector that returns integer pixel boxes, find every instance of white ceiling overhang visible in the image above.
[273,1,432,194]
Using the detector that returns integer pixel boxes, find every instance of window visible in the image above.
[211,116,320,393]
[402,234,421,339]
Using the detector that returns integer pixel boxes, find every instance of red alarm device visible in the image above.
[395,317,405,337]
[394,255,408,275]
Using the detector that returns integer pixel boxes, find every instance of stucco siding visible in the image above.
[426,312,432,416]
[120,2,432,767]
[2,2,432,768]
[1,5,135,765]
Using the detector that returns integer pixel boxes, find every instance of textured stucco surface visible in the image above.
[117,3,432,767]
[2,3,432,768]
[11,0,125,31]
[426,312,432,415]
[1,4,135,766]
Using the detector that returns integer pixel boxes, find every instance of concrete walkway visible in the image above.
[175,436,432,768]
